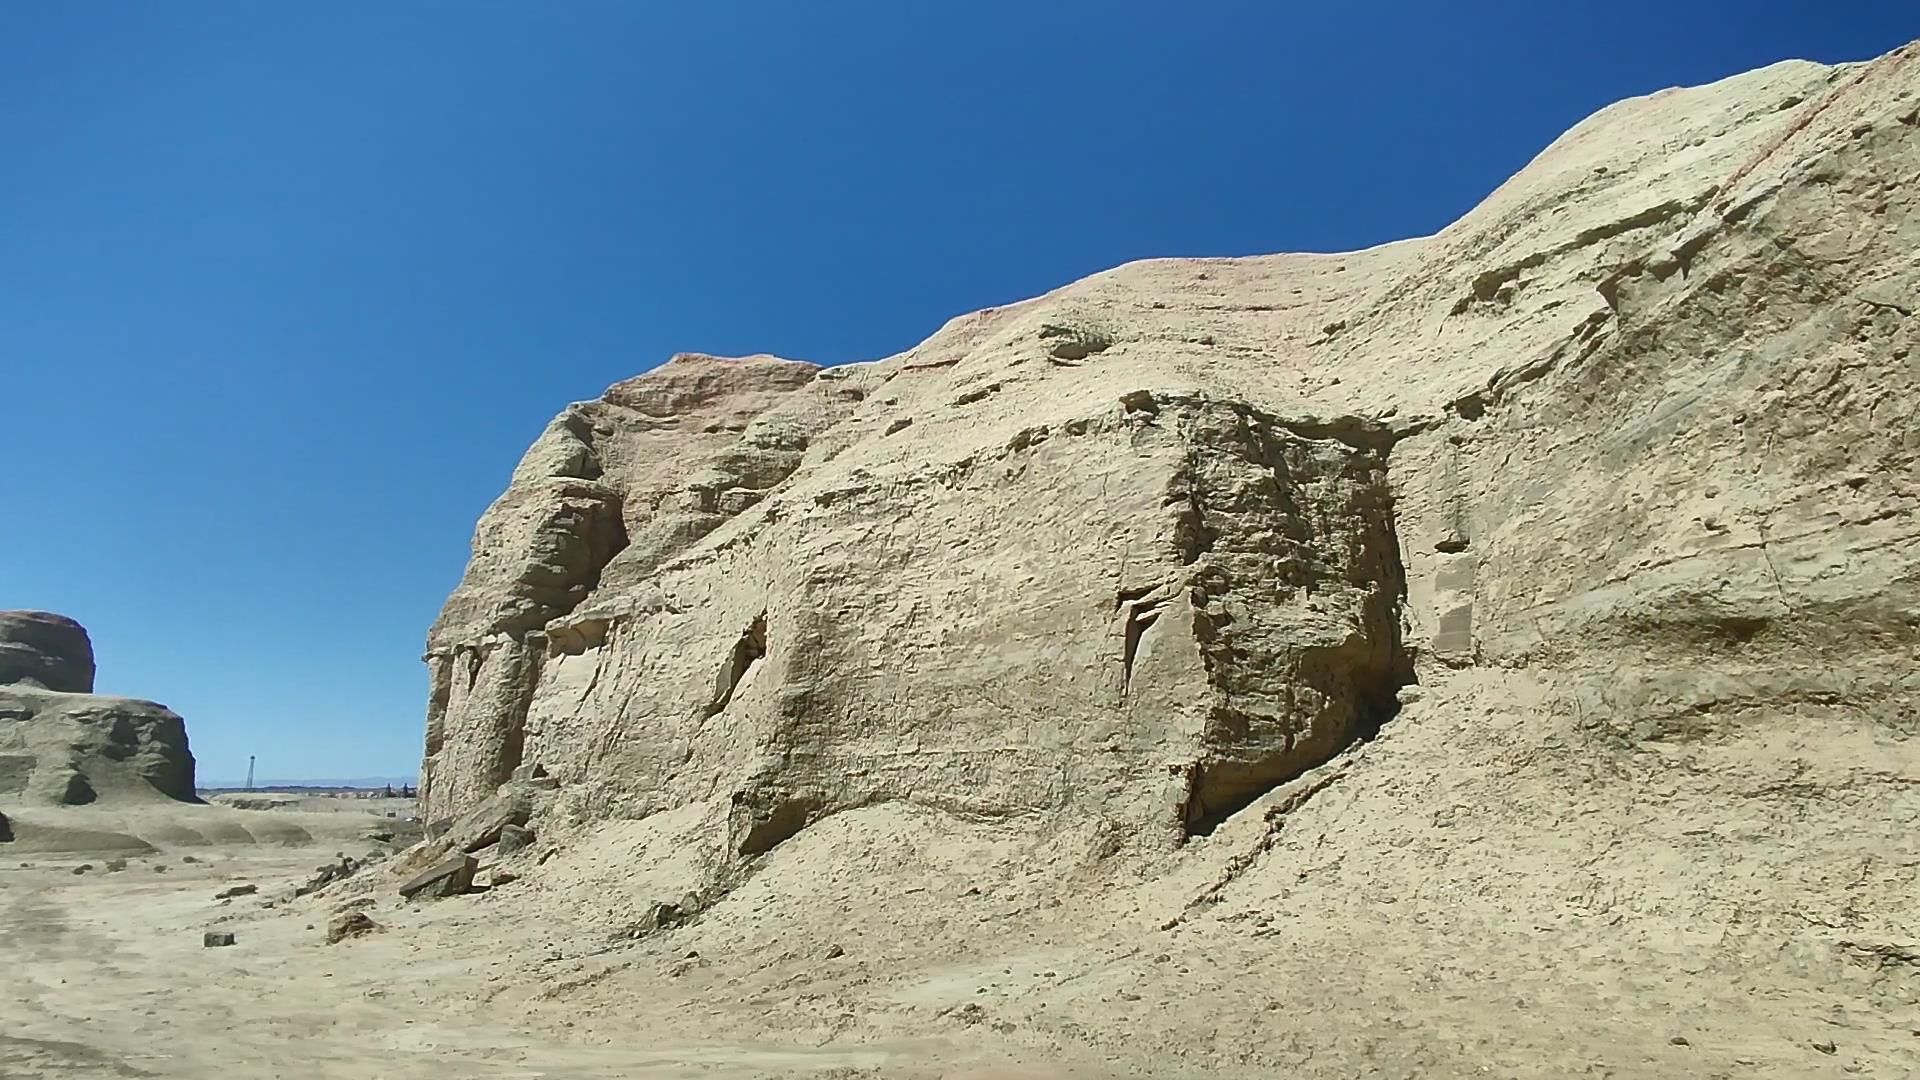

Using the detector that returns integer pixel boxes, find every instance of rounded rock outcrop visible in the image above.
[0,610,95,693]
[0,611,197,805]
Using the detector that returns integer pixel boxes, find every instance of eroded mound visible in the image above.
[401,42,1920,1076]
[0,613,196,806]
[425,46,1916,858]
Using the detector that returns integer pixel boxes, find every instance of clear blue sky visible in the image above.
[2,3,1912,784]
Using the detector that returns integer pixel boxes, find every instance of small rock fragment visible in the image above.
[1813,1040,1837,1055]
[203,931,236,948]
[294,855,360,897]
[214,884,258,900]
[824,943,846,959]
[326,910,378,944]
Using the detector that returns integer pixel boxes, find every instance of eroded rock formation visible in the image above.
[422,45,1919,903]
[0,611,196,805]
[0,611,95,693]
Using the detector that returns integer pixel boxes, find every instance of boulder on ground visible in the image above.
[389,791,534,881]
[617,895,703,938]
[399,853,476,900]
[214,884,257,900]
[448,792,531,854]
[326,910,378,944]
[496,823,534,855]
[202,931,235,948]
[0,811,10,843]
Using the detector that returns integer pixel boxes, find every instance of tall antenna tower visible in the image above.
[245,755,256,791]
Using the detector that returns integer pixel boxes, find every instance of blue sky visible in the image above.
[2,3,1913,784]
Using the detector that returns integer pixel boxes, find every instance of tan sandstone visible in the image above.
[6,44,1917,1080]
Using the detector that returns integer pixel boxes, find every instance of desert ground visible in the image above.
[0,800,1051,1080]
[4,701,1916,1080]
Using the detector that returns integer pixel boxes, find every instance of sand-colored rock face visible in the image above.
[0,612,195,805]
[422,44,1919,894]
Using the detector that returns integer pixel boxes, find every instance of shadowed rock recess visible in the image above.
[422,44,1919,915]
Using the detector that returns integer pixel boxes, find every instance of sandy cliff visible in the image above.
[407,44,1919,1075]
[426,44,1915,843]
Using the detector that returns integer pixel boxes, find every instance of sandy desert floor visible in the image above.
[5,712,1916,1080]
[0,803,1045,1080]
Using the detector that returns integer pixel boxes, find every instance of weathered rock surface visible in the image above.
[444,792,530,854]
[495,822,534,855]
[0,686,196,805]
[0,614,196,805]
[419,47,1920,1068]
[0,611,95,693]
[399,853,477,900]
